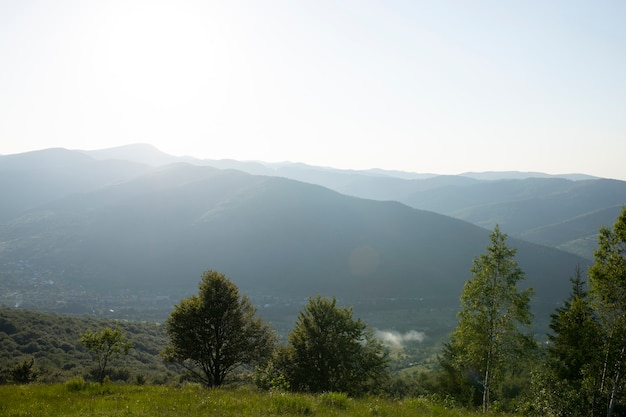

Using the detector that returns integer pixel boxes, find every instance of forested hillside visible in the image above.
[0,307,173,384]
[0,150,589,327]
[82,144,626,259]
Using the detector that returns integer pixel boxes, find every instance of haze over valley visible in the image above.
[2,145,623,338]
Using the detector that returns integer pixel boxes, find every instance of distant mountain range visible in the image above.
[1,145,610,326]
[80,144,625,259]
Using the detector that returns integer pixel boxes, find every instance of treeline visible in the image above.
[1,207,625,417]
[157,208,626,416]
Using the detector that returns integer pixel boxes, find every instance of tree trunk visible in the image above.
[482,363,490,414]
[606,345,625,417]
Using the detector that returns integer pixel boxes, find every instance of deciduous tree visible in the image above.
[440,225,534,412]
[588,206,626,417]
[163,270,276,387]
[80,326,133,384]
[285,295,388,396]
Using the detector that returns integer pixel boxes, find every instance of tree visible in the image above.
[588,206,626,417]
[10,357,38,384]
[285,295,389,396]
[80,326,133,384]
[163,270,276,387]
[539,265,602,416]
[439,225,534,412]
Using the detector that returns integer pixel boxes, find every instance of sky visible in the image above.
[1,0,625,180]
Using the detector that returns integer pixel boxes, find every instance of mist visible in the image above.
[375,329,427,347]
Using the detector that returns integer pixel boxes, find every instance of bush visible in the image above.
[319,392,350,409]
[270,392,313,415]
[65,378,88,392]
[10,358,37,384]
[254,349,290,391]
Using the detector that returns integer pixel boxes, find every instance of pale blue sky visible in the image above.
[1,0,625,179]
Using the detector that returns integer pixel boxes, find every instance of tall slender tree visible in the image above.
[440,225,534,412]
[588,206,626,417]
[541,265,602,416]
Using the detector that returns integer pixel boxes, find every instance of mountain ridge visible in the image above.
[73,144,624,259]
[0,153,590,324]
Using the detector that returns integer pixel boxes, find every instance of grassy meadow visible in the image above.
[0,383,513,417]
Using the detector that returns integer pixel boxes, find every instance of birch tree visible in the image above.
[588,206,626,417]
[440,225,534,412]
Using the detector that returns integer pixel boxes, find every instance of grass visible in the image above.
[0,383,517,417]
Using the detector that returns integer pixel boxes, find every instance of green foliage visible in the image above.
[439,225,534,412]
[547,266,600,380]
[0,307,174,385]
[80,326,133,384]
[532,207,626,417]
[163,270,276,387]
[9,357,38,384]
[270,391,314,415]
[253,346,291,391]
[65,378,88,392]
[534,265,602,416]
[319,391,350,409]
[285,295,389,396]
[588,206,626,416]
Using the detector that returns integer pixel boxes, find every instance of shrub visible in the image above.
[65,377,88,392]
[10,358,37,384]
[319,391,350,409]
[270,392,313,415]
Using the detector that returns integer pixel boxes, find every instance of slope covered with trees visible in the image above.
[0,308,173,384]
[0,154,588,324]
[2,207,625,414]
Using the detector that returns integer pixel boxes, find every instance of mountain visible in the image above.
[0,151,589,327]
[458,171,597,181]
[0,148,149,222]
[80,144,625,260]
[83,144,274,175]
[400,178,626,258]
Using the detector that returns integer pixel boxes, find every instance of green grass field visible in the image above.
[0,383,512,417]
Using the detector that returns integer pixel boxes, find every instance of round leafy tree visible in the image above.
[285,295,388,396]
[163,270,276,387]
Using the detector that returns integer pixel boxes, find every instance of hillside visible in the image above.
[0,148,149,222]
[0,150,589,329]
[79,144,626,259]
[0,307,173,384]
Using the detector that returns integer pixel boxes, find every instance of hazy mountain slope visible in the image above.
[401,178,626,258]
[1,161,587,320]
[0,148,148,222]
[8,145,622,264]
[83,143,274,175]
[519,206,625,257]
[444,179,626,232]
[459,171,597,181]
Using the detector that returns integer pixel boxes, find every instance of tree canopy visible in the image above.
[163,270,276,387]
[80,326,133,384]
[285,295,389,396]
[529,265,602,416]
[440,225,534,412]
[588,206,626,417]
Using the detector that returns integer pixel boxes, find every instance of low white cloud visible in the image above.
[374,329,426,347]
